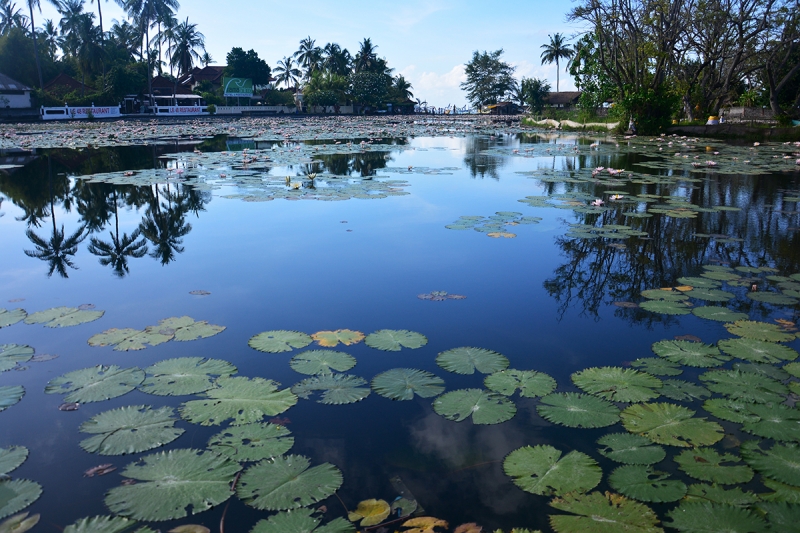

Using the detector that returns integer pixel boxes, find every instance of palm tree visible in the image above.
[0,0,27,34]
[87,0,106,38]
[109,18,139,58]
[353,37,377,73]
[72,13,103,94]
[87,190,147,277]
[57,0,84,55]
[540,33,573,92]
[273,56,301,89]
[294,36,321,80]
[24,0,59,88]
[154,6,175,74]
[168,16,203,76]
[392,75,413,100]
[322,42,351,76]
[39,18,59,58]
[200,50,212,66]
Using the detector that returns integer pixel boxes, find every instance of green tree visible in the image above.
[520,77,551,113]
[223,47,270,86]
[273,55,300,89]
[568,34,615,111]
[0,26,55,87]
[294,35,321,80]
[303,69,347,106]
[540,33,573,92]
[460,49,515,109]
[0,0,27,35]
[353,37,378,72]
[350,70,389,106]
[389,75,413,102]
[168,16,203,76]
[322,42,351,76]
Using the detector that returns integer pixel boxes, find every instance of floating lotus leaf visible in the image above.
[371,368,445,400]
[0,481,41,520]
[292,373,370,405]
[691,307,748,322]
[761,478,800,502]
[608,465,686,502]
[702,398,760,423]
[207,423,293,462]
[0,448,27,476]
[701,271,741,281]
[572,367,662,403]
[740,403,800,442]
[364,330,427,351]
[597,433,666,465]
[651,340,729,368]
[742,440,800,486]
[140,357,237,396]
[79,405,184,455]
[180,376,297,425]
[0,309,25,329]
[63,516,138,533]
[311,329,365,347]
[158,317,226,341]
[0,512,40,533]
[435,347,509,375]
[548,491,663,533]
[0,345,33,373]
[250,508,354,533]
[432,388,516,424]
[24,306,104,327]
[484,369,556,398]
[674,448,753,484]
[786,362,800,378]
[639,300,691,315]
[630,358,682,376]
[678,277,723,289]
[684,289,735,302]
[400,517,448,533]
[747,292,799,305]
[349,499,391,526]
[237,454,342,511]
[699,369,788,403]
[45,365,144,403]
[503,445,601,496]
[753,502,800,532]
[537,393,620,428]
[659,380,710,402]
[391,498,417,518]
[0,386,23,412]
[289,350,356,375]
[105,449,240,521]
[685,484,759,507]
[725,320,796,342]
[665,502,767,533]
[248,330,312,353]
[88,328,173,351]
[641,289,688,301]
[734,361,790,380]
[719,338,799,363]
[621,403,723,447]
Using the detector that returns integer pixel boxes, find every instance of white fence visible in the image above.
[41,106,122,120]
[154,105,209,116]
[215,105,297,114]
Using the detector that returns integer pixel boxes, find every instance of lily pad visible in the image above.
[310,329,365,347]
[597,433,666,465]
[761,478,800,502]
[651,340,730,368]
[0,480,42,520]
[740,403,800,442]
[665,502,768,533]
[0,345,33,373]
[621,403,723,447]
[702,398,760,424]
[45,365,145,403]
[659,380,710,402]
[678,277,723,289]
[207,423,293,462]
[432,388,516,424]
[684,484,760,507]
[701,271,742,281]
[725,320,796,342]
[718,337,798,363]
[436,347,509,375]
[691,307,749,322]
[88,328,173,351]
[236,454,343,511]
[572,367,662,403]
[349,499,391,527]
[248,330,312,353]
[63,516,138,533]
[24,306,104,327]
[684,289,735,302]
[699,369,788,403]
[0,512,40,533]
[484,369,556,398]
[140,357,237,396]
[549,491,663,533]
[741,440,800,486]
[372,368,445,400]
[674,448,753,484]
[630,358,682,376]
[0,387,23,412]
[291,373,371,405]
[641,289,688,301]
[364,330,427,351]
[166,317,225,341]
[289,350,356,375]
[747,292,799,305]
[250,508,354,533]
[0,448,27,476]
[180,376,297,426]
[639,300,691,315]
[0,309,25,329]
[79,405,184,455]
[105,449,240,521]
[537,393,620,428]
[608,465,687,502]
[503,445,601,496]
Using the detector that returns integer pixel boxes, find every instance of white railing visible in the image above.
[215,105,297,114]
[154,105,209,116]
[41,106,122,120]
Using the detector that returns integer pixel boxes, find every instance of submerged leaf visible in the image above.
[436,347,509,375]
[207,423,293,462]
[484,369,556,398]
[503,445,601,496]
[621,403,723,447]
[45,365,144,403]
[608,465,687,502]
[248,330,312,353]
[674,448,753,484]
[651,340,729,368]
[364,330,427,351]
[290,350,356,375]
[572,367,662,403]
[0,512,39,533]
[597,434,666,465]
[372,368,445,400]
[549,491,663,533]
[0,480,41,520]
[432,389,516,424]
[537,393,620,428]
[79,405,184,455]
[180,376,297,426]
[311,330,365,347]
[140,357,236,396]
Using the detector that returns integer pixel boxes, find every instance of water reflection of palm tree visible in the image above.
[87,189,147,277]
[139,185,192,265]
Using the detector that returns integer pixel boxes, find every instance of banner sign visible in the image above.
[223,77,253,97]
[41,106,121,120]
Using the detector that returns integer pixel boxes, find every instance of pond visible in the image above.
[1,117,800,533]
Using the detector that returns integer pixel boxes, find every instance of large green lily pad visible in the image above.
[140,357,237,396]
[702,398,760,424]
[436,347,509,375]
[608,465,687,502]
[44,365,145,403]
[0,480,42,520]
[250,508,354,533]
[651,340,730,368]
[248,330,312,353]
[364,330,427,351]
[747,292,799,305]
[639,300,691,315]
[160,317,225,341]
[725,320,796,342]
[0,345,33,373]
[740,403,800,442]
[684,483,760,507]
[761,478,800,502]
[88,328,173,351]
[208,423,294,463]
[291,374,371,405]
[432,388,516,424]
[180,376,297,425]
[62,516,138,533]
[699,369,788,403]
[503,445,601,497]
[79,405,184,455]
[371,368,445,400]
[621,403,723,447]
[484,369,556,398]
[0,309,26,329]
[665,502,768,533]
[0,386,23,413]
[236,455,343,511]
[741,440,800,486]
[289,350,356,375]
[684,289,735,302]
[549,491,663,533]
[572,367,662,403]
[691,307,749,322]
[0,448,27,476]
[537,393,620,428]
[674,448,753,484]
[659,380,710,402]
[24,306,104,327]
[630,358,682,376]
[105,448,240,521]
[597,433,666,465]
[718,337,798,363]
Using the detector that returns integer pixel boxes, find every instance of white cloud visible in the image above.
[512,60,577,92]
[401,64,467,106]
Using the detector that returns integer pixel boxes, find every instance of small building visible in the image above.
[544,91,582,109]
[44,73,95,99]
[178,65,225,91]
[0,73,32,109]
[486,101,519,115]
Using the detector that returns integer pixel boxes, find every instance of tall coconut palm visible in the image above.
[57,0,84,55]
[200,50,211,66]
[74,15,103,94]
[0,0,27,34]
[392,75,413,100]
[25,0,60,88]
[322,42,351,76]
[168,16,203,76]
[273,56,301,89]
[540,33,573,92]
[294,36,321,80]
[87,189,147,278]
[87,0,106,38]
[39,18,59,58]
[353,37,377,73]
[154,6,175,74]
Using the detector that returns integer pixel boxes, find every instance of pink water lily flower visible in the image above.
[591,199,604,206]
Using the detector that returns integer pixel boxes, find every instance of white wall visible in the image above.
[0,92,31,109]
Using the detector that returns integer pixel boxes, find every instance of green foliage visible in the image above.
[608,465,687,502]
[504,445,601,496]
[616,87,679,135]
[237,455,342,511]
[224,48,271,86]
[520,77,550,114]
[79,405,184,455]
[665,502,768,533]
[433,388,516,424]
[549,491,663,533]
[262,90,295,106]
[461,49,516,108]
[350,71,389,106]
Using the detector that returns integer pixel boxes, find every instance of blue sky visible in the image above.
[38,0,582,106]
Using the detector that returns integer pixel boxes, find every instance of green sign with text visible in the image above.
[223,77,253,97]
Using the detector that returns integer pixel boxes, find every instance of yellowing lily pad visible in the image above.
[348,499,391,527]
[311,329,365,347]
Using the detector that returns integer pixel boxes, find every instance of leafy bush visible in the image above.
[615,87,679,134]
[262,90,295,106]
